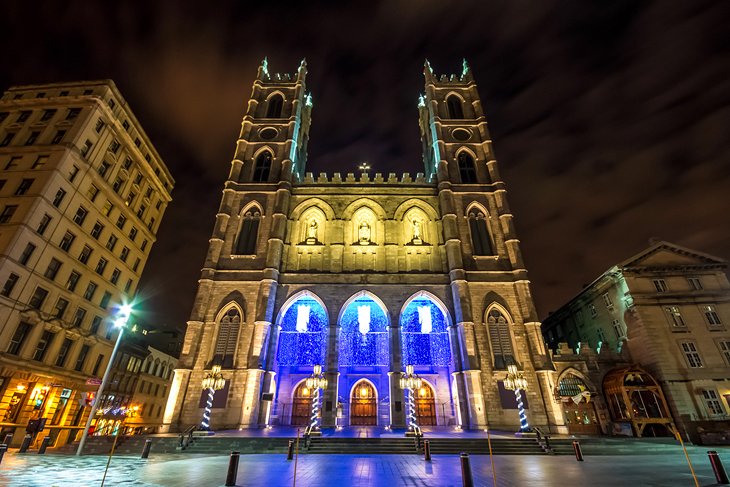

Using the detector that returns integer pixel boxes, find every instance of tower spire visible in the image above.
[257,57,270,80]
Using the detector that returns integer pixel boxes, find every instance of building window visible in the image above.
[16,178,35,195]
[109,139,121,154]
[0,205,17,223]
[79,245,92,264]
[147,217,156,231]
[252,151,272,182]
[7,322,32,355]
[457,152,477,183]
[681,341,703,368]
[487,308,514,369]
[33,330,55,362]
[123,157,133,170]
[66,108,81,120]
[91,221,104,239]
[99,160,111,178]
[235,214,260,255]
[19,242,37,265]
[122,120,130,131]
[1,273,19,297]
[0,132,16,146]
[704,305,722,326]
[59,231,76,251]
[106,234,118,251]
[120,246,130,262]
[467,211,493,255]
[74,344,90,372]
[17,110,31,123]
[41,109,56,122]
[95,257,108,275]
[83,282,97,301]
[45,258,62,280]
[90,316,102,334]
[136,204,146,218]
[92,354,104,376]
[37,213,52,235]
[55,338,73,367]
[52,188,66,207]
[129,226,137,241]
[446,94,464,119]
[95,119,105,133]
[665,306,686,328]
[72,307,87,327]
[25,131,40,145]
[110,268,121,285]
[126,191,136,207]
[213,308,242,366]
[597,327,606,345]
[32,156,48,169]
[116,214,127,229]
[688,277,703,290]
[99,291,112,309]
[589,303,597,317]
[103,200,113,217]
[653,279,667,292]
[141,239,148,251]
[80,140,93,158]
[266,94,284,118]
[124,279,133,294]
[66,270,81,291]
[612,319,625,339]
[0,111,7,123]
[53,297,69,318]
[51,130,66,144]
[134,173,143,185]
[4,156,20,170]
[73,206,88,225]
[69,165,79,182]
[701,389,725,416]
[132,258,140,272]
[718,340,730,366]
[87,184,99,202]
[29,286,49,309]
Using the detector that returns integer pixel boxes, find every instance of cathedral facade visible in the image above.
[163,60,565,433]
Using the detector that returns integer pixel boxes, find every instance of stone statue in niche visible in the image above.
[305,219,318,244]
[358,220,371,245]
[411,218,423,245]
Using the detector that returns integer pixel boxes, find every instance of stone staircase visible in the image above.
[545,437,686,455]
[306,437,421,454]
[426,437,547,455]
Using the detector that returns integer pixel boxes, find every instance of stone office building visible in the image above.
[164,60,564,433]
[0,81,173,447]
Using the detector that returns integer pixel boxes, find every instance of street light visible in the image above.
[76,303,133,456]
[399,365,423,438]
[304,365,327,438]
[200,365,225,430]
[503,363,530,432]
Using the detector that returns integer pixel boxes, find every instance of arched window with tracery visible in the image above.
[235,206,261,255]
[446,94,464,119]
[252,151,273,182]
[338,293,389,367]
[276,294,328,366]
[400,293,451,367]
[458,152,477,183]
[266,94,284,118]
[467,208,493,256]
[213,308,242,368]
[487,307,514,369]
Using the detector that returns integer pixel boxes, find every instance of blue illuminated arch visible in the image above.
[338,291,390,367]
[275,291,328,366]
[400,292,452,367]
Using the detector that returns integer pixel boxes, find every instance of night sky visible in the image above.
[2,1,729,342]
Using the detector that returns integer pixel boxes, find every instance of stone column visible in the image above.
[239,368,264,427]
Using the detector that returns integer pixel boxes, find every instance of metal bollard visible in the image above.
[18,434,32,453]
[424,439,431,462]
[38,436,51,454]
[0,445,7,464]
[141,439,152,459]
[460,452,474,487]
[572,440,584,461]
[287,440,294,460]
[708,451,730,484]
[225,451,240,486]
[3,434,13,447]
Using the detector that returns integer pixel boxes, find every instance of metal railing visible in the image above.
[178,425,196,449]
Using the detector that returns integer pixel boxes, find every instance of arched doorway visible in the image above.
[557,372,601,435]
[291,382,313,426]
[415,383,437,426]
[350,381,377,425]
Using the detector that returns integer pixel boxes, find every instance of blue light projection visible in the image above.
[339,295,389,366]
[276,296,327,366]
[401,296,451,367]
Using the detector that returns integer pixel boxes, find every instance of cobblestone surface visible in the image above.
[0,450,728,486]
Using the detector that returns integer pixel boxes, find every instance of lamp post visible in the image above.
[76,303,133,456]
[400,365,423,438]
[503,364,530,432]
[200,365,225,430]
[304,365,327,438]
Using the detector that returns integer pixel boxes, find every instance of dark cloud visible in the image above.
[2,0,728,333]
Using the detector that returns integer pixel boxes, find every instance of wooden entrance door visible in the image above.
[563,401,601,435]
[351,381,377,425]
[415,384,437,426]
[291,382,313,426]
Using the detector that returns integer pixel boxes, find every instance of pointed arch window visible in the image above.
[235,207,261,255]
[446,94,464,119]
[468,210,493,255]
[253,151,272,182]
[458,152,477,183]
[266,94,284,118]
[213,308,241,368]
[488,308,514,370]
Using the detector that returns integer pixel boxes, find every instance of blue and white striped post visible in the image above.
[514,388,529,432]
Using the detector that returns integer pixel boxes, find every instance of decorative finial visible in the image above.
[305,92,313,107]
[418,94,426,108]
[424,59,433,73]
[262,57,269,77]
[462,58,470,78]
[300,58,307,67]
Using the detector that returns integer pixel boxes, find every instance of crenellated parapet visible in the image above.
[299,172,432,185]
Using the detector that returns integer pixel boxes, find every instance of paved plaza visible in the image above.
[0,449,729,487]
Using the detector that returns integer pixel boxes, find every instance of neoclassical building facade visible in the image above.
[163,60,565,432]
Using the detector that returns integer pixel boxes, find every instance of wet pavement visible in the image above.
[0,449,729,486]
